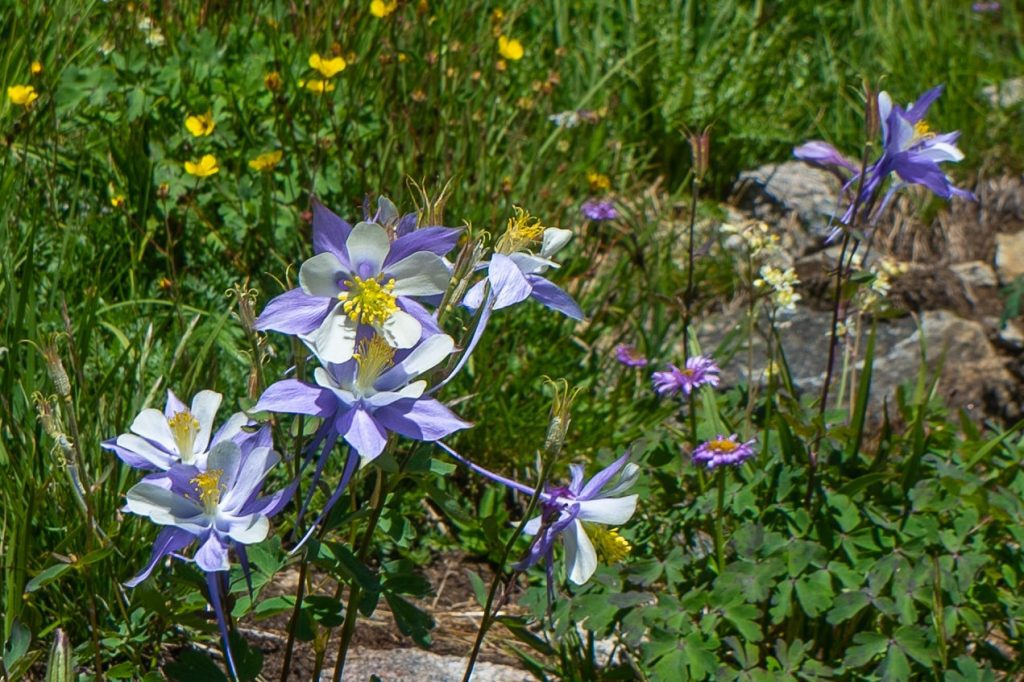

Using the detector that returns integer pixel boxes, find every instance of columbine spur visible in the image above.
[103,389,254,471]
[463,207,583,320]
[255,200,461,363]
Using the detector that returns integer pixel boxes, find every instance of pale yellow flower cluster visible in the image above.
[754,265,802,312]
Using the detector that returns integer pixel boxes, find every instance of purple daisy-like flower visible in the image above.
[651,355,720,397]
[691,434,756,469]
[581,200,618,221]
[614,343,648,368]
[255,200,461,363]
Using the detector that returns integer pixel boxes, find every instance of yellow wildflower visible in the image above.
[370,0,398,18]
[309,52,346,78]
[30,61,43,76]
[110,195,126,208]
[497,35,524,61]
[587,171,611,191]
[300,79,336,94]
[264,71,282,92]
[184,154,220,178]
[249,150,283,172]
[184,111,215,137]
[7,84,39,107]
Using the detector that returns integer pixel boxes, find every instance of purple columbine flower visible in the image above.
[439,443,638,587]
[255,200,461,363]
[652,355,721,397]
[614,343,648,368]
[463,207,583,321]
[102,390,256,471]
[519,454,638,586]
[795,85,973,226]
[123,439,293,677]
[255,332,470,465]
[972,1,1000,12]
[581,200,618,221]
[691,434,756,469]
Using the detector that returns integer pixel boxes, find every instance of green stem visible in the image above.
[714,468,726,573]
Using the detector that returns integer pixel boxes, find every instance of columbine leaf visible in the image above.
[795,570,834,618]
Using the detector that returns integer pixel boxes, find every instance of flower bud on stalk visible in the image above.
[863,83,880,143]
[688,126,712,184]
[41,337,71,400]
[544,378,581,456]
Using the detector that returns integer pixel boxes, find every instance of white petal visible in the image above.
[540,228,573,258]
[509,252,558,275]
[522,515,542,536]
[376,334,454,390]
[602,463,641,497]
[878,92,893,138]
[377,310,420,349]
[206,440,243,489]
[364,381,426,407]
[346,222,390,275]
[225,514,270,544]
[299,252,346,297]
[130,408,175,451]
[576,495,638,525]
[304,306,359,363]
[387,252,452,297]
[917,142,964,163]
[115,433,177,469]
[125,482,203,525]
[566,520,598,585]
[189,390,222,454]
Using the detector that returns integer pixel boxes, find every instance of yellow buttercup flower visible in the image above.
[497,35,523,61]
[184,154,220,178]
[30,61,43,76]
[309,52,347,78]
[370,0,398,17]
[249,150,283,172]
[7,84,39,107]
[185,111,215,137]
[110,195,126,208]
[300,79,336,94]
[587,171,611,191]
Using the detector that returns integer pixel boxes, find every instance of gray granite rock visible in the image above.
[733,162,843,251]
[994,232,1024,285]
[325,649,531,681]
[705,308,1020,420]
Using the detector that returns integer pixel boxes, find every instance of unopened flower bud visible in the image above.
[688,126,711,183]
[41,338,71,399]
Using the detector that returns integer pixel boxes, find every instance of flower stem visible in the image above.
[331,464,390,681]
[714,467,727,573]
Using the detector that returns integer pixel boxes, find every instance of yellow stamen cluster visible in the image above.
[353,335,396,391]
[167,410,200,459]
[913,120,934,141]
[338,276,398,326]
[708,438,739,453]
[496,206,545,254]
[191,469,225,511]
[585,524,632,564]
